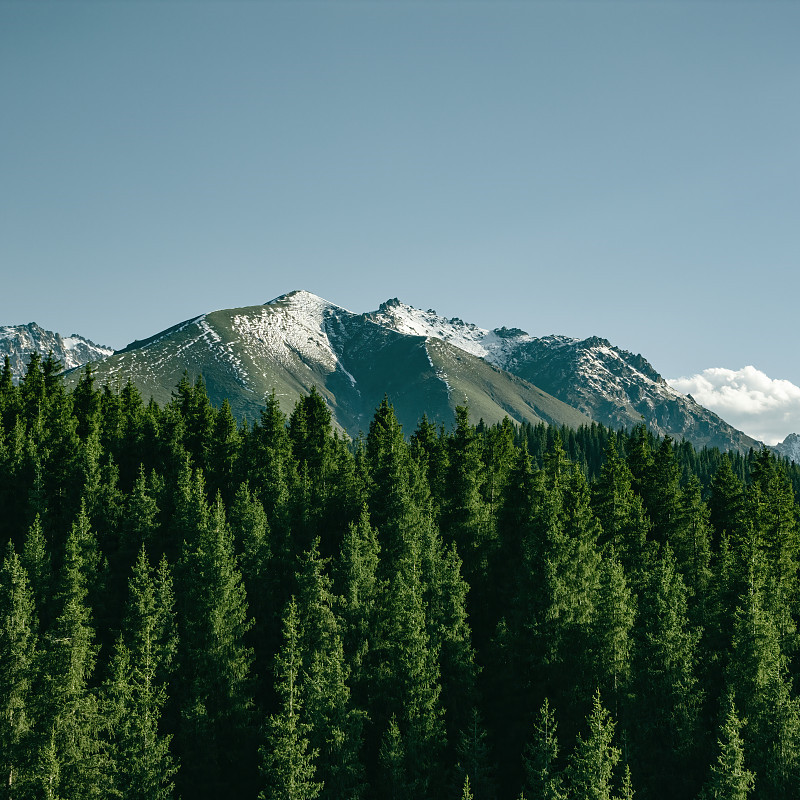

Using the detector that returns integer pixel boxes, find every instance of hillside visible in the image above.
[66,290,592,433]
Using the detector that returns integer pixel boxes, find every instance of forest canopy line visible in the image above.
[2,353,800,800]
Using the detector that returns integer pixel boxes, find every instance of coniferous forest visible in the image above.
[3,353,800,800]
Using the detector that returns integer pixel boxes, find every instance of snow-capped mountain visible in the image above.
[0,322,113,382]
[774,433,800,463]
[38,289,763,450]
[368,298,762,452]
[67,290,591,434]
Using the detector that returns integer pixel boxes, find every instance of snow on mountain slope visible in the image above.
[61,290,592,435]
[239,290,357,384]
[17,290,765,451]
[367,297,531,368]
[0,322,113,382]
[369,298,762,452]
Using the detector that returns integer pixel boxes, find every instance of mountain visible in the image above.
[65,290,592,434]
[775,433,800,463]
[0,322,113,382]
[368,299,762,452]
[43,290,763,450]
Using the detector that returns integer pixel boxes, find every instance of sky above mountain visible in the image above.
[2,2,798,437]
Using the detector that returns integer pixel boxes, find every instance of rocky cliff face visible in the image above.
[774,433,800,463]
[0,322,113,382]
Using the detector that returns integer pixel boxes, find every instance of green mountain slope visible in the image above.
[65,291,593,434]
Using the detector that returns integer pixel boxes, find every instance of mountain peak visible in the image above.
[0,322,113,381]
[267,288,321,303]
[775,432,800,463]
[265,289,353,318]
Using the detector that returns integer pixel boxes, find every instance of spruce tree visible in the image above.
[176,495,256,799]
[373,553,445,798]
[593,552,635,726]
[440,405,490,595]
[33,507,108,799]
[0,544,37,798]
[206,397,242,507]
[522,699,564,800]
[378,715,407,800]
[454,707,496,800]
[295,540,365,799]
[631,544,702,799]
[565,690,622,800]
[700,695,754,800]
[709,456,747,547]
[725,567,800,798]
[260,598,322,800]
[20,514,51,631]
[103,548,178,800]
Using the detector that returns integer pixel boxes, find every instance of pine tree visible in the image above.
[260,598,322,800]
[522,699,564,800]
[176,495,256,799]
[0,543,38,798]
[33,507,108,799]
[593,552,635,726]
[295,540,365,799]
[725,567,800,798]
[631,545,702,799]
[454,707,496,800]
[700,695,754,800]
[378,715,407,800]
[103,548,178,800]
[565,690,622,800]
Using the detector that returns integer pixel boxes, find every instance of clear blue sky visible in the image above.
[2,1,799,390]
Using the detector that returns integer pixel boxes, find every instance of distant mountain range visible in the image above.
[0,322,113,378]
[0,292,779,453]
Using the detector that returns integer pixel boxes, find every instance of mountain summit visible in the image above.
[68,291,590,434]
[9,291,763,450]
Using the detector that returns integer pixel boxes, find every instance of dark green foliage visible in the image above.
[33,506,109,799]
[103,548,178,800]
[4,374,800,800]
[701,695,754,800]
[630,545,702,798]
[522,699,564,800]
[260,598,322,800]
[0,544,38,797]
[565,690,622,800]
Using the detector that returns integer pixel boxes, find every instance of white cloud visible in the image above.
[667,366,800,446]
